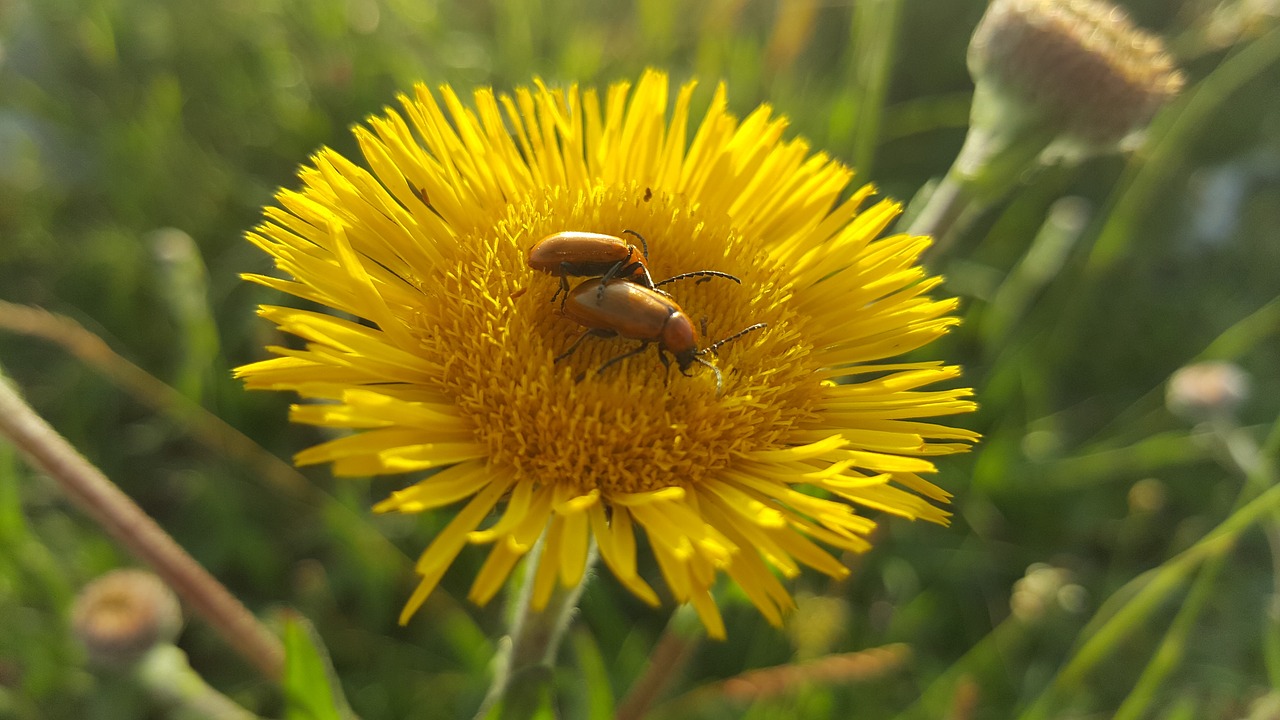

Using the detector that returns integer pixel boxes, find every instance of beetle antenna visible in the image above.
[621,229,649,258]
[694,355,724,396]
[654,270,742,288]
[701,323,767,356]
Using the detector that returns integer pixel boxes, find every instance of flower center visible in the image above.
[412,184,821,495]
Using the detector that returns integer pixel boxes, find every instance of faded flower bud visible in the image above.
[71,569,183,668]
[909,0,1186,247]
[969,0,1185,155]
[1010,563,1087,623]
[1166,361,1251,422]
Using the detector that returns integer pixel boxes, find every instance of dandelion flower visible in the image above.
[237,71,978,638]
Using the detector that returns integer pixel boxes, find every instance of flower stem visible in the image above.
[907,170,977,260]
[0,368,284,681]
[616,606,704,720]
[910,83,1057,260]
[1111,548,1225,720]
[474,536,597,720]
[1016,412,1280,720]
[891,619,1026,720]
[137,644,263,720]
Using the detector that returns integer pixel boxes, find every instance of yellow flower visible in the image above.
[237,71,978,639]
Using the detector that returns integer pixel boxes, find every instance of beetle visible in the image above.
[554,278,766,394]
[528,230,742,304]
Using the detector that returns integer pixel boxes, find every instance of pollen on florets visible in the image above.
[238,71,980,636]
[421,183,817,496]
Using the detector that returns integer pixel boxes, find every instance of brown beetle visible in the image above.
[528,230,741,304]
[555,278,765,394]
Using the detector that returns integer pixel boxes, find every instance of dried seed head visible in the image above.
[71,569,183,667]
[969,0,1185,152]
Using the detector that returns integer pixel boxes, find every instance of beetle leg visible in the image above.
[634,264,656,289]
[552,330,601,363]
[594,342,651,378]
[655,348,672,386]
[597,259,629,302]
[552,266,572,306]
[605,261,655,290]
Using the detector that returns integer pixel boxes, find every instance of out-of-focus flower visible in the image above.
[1010,563,1087,622]
[911,0,1185,244]
[787,592,851,659]
[1166,361,1251,422]
[238,71,978,638]
[1127,477,1167,515]
[72,569,183,667]
[969,0,1185,165]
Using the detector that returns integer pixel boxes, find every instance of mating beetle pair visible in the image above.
[527,230,766,393]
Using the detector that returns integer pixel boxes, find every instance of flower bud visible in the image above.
[969,0,1185,157]
[912,0,1186,246]
[71,569,183,668]
[1127,477,1167,515]
[1166,361,1251,422]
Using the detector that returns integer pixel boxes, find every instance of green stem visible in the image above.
[847,0,903,178]
[979,196,1090,353]
[1111,523,1228,720]
[1113,414,1278,719]
[616,605,704,720]
[908,170,977,260]
[1017,413,1280,720]
[137,644,263,720]
[474,537,598,720]
[911,82,1056,258]
[891,616,1028,720]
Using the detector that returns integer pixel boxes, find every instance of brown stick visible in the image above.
[615,618,702,720]
[0,301,311,497]
[0,372,285,681]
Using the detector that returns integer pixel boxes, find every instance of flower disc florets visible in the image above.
[237,71,978,637]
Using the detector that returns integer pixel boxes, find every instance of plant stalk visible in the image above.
[0,369,284,681]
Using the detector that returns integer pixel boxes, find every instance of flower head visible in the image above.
[1166,361,1251,423]
[72,569,183,667]
[969,0,1185,158]
[237,71,978,638]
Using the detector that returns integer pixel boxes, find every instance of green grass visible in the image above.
[2,0,1279,718]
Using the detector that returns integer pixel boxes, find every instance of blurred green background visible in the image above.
[2,0,1279,718]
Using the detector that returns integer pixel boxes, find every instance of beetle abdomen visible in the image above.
[561,279,675,341]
